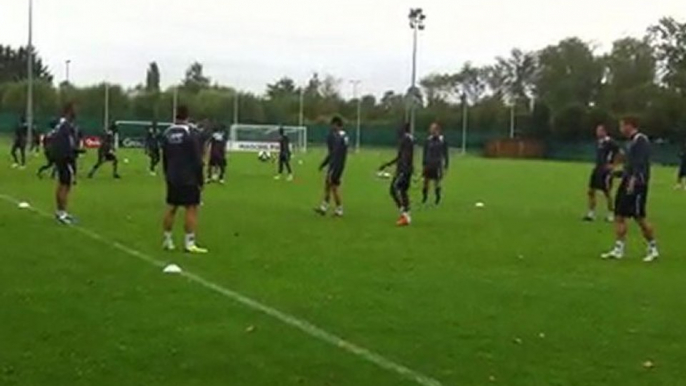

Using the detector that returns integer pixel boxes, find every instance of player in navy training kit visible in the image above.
[52,104,80,225]
[584,124,620,222]
[161,106,208,254]
[422,122,449,205]
[601,117,659,262]
[87,124,121,179]
[145,122,162,176]
[11,117,28,168]
[315,117,349,217]
[676,140,686,190]
[380,123,415,226]
[274,127,293,181]
[207,124,229,184]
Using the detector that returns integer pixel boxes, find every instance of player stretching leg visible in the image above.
[52,104,79,225]
[207,124,229,184]
[37,121,58,179]
[315,117,348,217]
[88,124,121,179]
[422,122,449,206]
[145,122,162,176]
[584,124,620,222]
[602,117,659,262]
[274,127,293,181]
[161,106,208,254]
[380,123,414,226]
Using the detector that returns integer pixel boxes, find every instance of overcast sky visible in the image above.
[1,0,684,97]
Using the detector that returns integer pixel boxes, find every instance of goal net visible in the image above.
[229,124,307,153]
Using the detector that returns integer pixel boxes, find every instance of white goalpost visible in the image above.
[229,124,308,153]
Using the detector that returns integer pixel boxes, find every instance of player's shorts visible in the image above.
[12,139,27,149]
[392,172,411,192]
[589,167,613,192]
[679,162,686,178]
[209,156,226,167]
[279,153,291,162]
[614,179,648,219]
[166,184,201,207]
[99,151,116,162]
[56,159,76,186]
[423,166,443,180]
[327,167,344,186]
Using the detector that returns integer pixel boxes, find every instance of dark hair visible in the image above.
[279,127,285,135]
[621,116,640,129]
[331,116,343,127]
[62,102,76,119]
[176,105,190,121]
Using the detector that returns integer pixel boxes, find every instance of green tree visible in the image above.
[0,45,52,83]
[146,62,161,93]
[601,37,657,114]
[181,62,211,93]
[648,17,686,95]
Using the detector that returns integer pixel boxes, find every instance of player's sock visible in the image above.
[184,233,196,249]
[435,187,442,205]
[163,232,175,250]
[615,240,625,253]
[421,188,428,204]
[334,206,344,216]
[320,202,329,211]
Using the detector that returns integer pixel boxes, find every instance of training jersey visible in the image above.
[423,134,449,169]
[162,123,204,187]
[623,132,651,184]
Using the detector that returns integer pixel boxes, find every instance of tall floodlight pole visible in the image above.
[103,82,110,129]
[26,0,34,148]
[509,102,516,139]
[233,91,239,125]
[461,93,468,155]
[65,60,71,84]
[172,87,178,121]
[350,80,362,153]
[408,8,426,135]
[298,87,304,127]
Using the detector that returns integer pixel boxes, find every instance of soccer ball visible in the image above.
[258,151,272,162]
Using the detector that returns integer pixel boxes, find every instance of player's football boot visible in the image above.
[396,214,411,227]
[643,247,659,263]
[185,245,209,254]
[601,248,623,260]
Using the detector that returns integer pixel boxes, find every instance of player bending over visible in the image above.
[11,116,28,169]
[274,127,293,181]
[676,140,686,190]
[145,122,162,176]
[88,124,121,179]
[422,122,449,205]
[601,117,659,262]
[584,124,620,222]
[52,104,80,225]
[161,106,208,254]
[315,117,349,217]
[380,123,414,226]
[207,124,229,184]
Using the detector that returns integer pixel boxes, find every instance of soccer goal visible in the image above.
[229,124,308,153]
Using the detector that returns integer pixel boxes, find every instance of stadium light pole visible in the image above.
[509,102,516,139]
[65,60,71,84]
[103,82,110,129]
[350,80,361,153]
[233,90,239,125]
[408,8,426,135]
[172,86,178,122]
[461,93,468,155]
[298,87,304,127]
[26,0,34,148]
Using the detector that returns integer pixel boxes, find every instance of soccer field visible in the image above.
[1,146,685,386]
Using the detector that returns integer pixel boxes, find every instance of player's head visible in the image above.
[151,121,158,130]
[398,122,410,138]
[620,116,640,138]
[279,127,285,136]
[430,122,441,136]
[176,105,190,122]
[62,103,76,121]
[595,124,608,139]
[331,116,343,129]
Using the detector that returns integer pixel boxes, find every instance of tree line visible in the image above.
[0,16,685,140]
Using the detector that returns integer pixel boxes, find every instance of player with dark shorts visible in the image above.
[676,140,686,190]
[52,104,80,225]
[145,122,162,176]
[422,122,449,205]
[584,124,620,222]
[161,105,207,254]
[315,117,349,217]
[601,117,659,262]
[207,124,229,184]
[37,120,59,179]
[274,127,293,181]
[380,123,415,226]
[87,125,121,179]
[11,117,28,168]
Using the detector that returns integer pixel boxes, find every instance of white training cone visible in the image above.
[163,264,182,274]
[475,202,485,208]
[18,202,30,209]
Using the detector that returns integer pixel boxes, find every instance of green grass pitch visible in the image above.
[1,144,685,386]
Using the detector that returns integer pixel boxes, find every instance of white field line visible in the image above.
[0,193,444,386]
